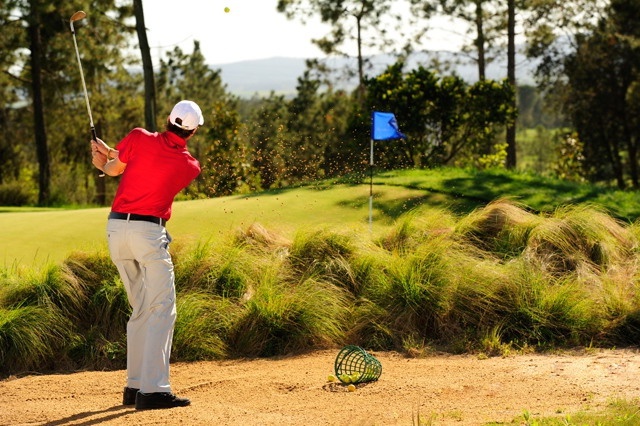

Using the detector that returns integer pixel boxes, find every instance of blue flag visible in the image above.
[371,111,405,141]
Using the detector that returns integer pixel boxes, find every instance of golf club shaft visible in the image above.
[70,15,103,176]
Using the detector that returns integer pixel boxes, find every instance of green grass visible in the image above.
[374,168,639,219]
[5,167,640,268]
[499,399,640,425]
[0,183,429,268]
[3,167,640,426]
[2,169,640,355]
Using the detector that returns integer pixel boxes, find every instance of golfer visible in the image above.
[90,100,203,410]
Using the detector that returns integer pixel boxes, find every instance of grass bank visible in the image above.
[3,197,640,375]
[4,167,640,268]
[3,168,640,423]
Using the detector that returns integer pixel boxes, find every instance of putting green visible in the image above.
[0,184,431,268]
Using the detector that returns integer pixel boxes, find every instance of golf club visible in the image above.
[69,11,104,177]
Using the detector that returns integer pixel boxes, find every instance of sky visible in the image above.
[141,0,467,66]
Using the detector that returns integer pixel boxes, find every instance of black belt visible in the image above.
[108,212,166,226]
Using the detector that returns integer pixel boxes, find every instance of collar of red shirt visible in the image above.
[164,130,187,148]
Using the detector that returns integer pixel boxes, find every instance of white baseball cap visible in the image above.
[169,100,204,131]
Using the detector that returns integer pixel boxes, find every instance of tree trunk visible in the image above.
[505,0,517,169]
[134,0,157,131]
[355,12,365,104]
[29,0,50,205]
[624,114,638,188]
[629,140,638,188]
[474,0,486,81]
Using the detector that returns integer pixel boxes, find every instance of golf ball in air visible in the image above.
[224,7,230,13]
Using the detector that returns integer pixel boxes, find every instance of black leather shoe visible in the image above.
[123,387,139,405]
[135,392,191,410]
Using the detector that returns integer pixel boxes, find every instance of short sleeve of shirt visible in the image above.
[115,128,144,164]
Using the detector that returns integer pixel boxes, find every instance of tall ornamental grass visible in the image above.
[487,263,602,348]
[455,198,543,259]
[0,264,89,320]
[174,240,252,298]
[3,199,640,375]
[0,264,87,371]
[228,267,350,357]
[173,292,240,360]
[0,306,74,372]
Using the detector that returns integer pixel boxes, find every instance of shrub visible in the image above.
[0,181,35,206]
[0,306,75,373]
[175,240,251,298]
[455,198,542,259]
[173,292,240,360]
[228,271,349,357]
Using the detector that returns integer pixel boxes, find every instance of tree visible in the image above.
[421,0,494,80]
[286,69,351,181]
[27,0,49,204]
[562,0,640,188]
[412,0,520,168]
[523,0,640,187]
[364,62,515,169]
[133,0,156,131]
[505,0,516,169]
[245,94,289,189]
[524,0,608,88]
[0,1,137,205]
[0,2,26,186]
[277,0,399,100]
[243,67,353,189]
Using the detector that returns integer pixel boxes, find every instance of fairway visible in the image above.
[0,184,433,268]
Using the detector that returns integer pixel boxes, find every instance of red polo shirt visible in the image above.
[111,128,201,220]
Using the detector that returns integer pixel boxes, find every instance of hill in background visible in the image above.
[213,50,537,98]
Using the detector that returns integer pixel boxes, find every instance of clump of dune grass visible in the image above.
[235,222,292,255]
[595,274,640,345]
[58,252,128,337]
[490,261,603,348]
[289,227,383,297]
[288,228,359,293]
[359,232,463,348]
[0,263,90,322]
[173,292,241,360]
[0,306,75,373]
[66,327,127,370]
[228,264,349,357]
[455,198,542,259]
[6,195,640,373]
[446,253,512,352]
[378,207,456,254]
[289,229,354,270]
[523,204,636,277]
[89,276,130,341]
[174,239,252,298]
[63,251,119,289]
[57,252,131,368]
[356,204,635,352]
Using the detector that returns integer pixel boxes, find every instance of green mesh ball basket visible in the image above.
[334,345,382,384]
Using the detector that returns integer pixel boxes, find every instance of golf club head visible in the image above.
[69,11,86,32]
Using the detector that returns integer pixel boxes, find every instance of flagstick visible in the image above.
[369,111,405,233]
[369,138,374,232]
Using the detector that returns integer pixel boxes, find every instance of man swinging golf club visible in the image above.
[90,100,203,410]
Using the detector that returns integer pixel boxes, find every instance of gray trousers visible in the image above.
[107,218,175,394]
